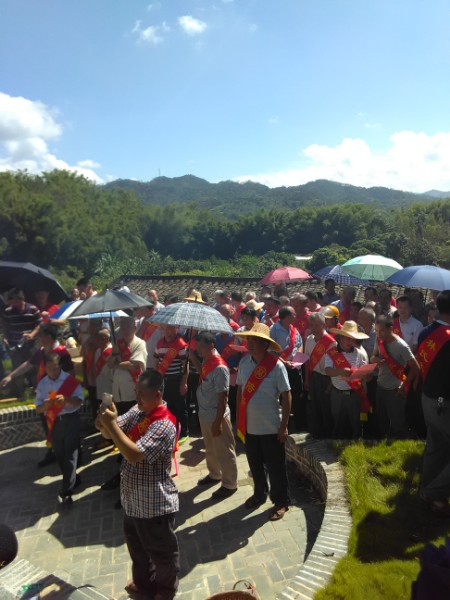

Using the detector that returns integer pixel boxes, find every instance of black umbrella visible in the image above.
[69,289,151,342]
[0,260,69,304]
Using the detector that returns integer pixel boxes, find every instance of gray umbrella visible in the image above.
[69,289,150,317]
[149,302,233,334]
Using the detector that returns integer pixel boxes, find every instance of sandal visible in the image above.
[269,505,289,521]
[244,495,267,509]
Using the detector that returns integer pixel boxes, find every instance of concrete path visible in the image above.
[0,423,323,599]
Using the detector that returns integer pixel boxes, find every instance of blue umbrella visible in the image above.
[313,265,368,285]
[385,265,450,291]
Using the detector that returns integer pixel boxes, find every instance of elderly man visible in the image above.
[371,315,420,439]
[135,303,164,369]
[219,304,240,331]
[291,293,311,342]
[417,291,450,517]
[304,312,335,438]
[236,323,291,521]
[324,321,369,439]
[96,369,180,599]
[147,289,165,312]
[261,296,280,327]
[155,325,189,443]
[35,353,84,504]
[270,306,305,431]
[193,332,238,500]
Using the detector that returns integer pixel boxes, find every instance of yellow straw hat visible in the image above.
[183,290,207,304]
[330,320,369,340]
[235,322,282,352]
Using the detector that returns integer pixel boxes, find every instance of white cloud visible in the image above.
[0,92,103,183]
[132,20,170,45]
[178,15,208,36]
[147,2,161,10]
[235,131,450,193]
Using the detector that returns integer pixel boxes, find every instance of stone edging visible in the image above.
[279,434,351,599]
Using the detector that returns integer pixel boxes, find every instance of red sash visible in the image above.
[137,320,158,342]
[199,353,228,385]
[156,337,187,376]
[220,336,235,362]
[327,347,370,417]
[280,324,297,360]
[237,353,279,443]
[417,325,450,382]
[127,404,177,442]
[45,374,80,442]
[294,312,310,336]
[230,320,240,331]
[37,345,69,382]
[392,317,403,338]
[117,338,142,383]
[233,304,246,323]
[378,338,406,384]
[309,333,335,372]
[96,346,112,376]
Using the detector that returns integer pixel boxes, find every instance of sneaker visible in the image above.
[178,436,189,445]
[211,486,237,500]
[197,474,221,486]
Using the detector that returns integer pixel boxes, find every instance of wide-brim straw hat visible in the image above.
[330,320,369,340]
[235,322,282,352]
[245,299,264,311]
[183,290,208,304]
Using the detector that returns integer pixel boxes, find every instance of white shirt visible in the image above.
[113,336,147,403]
[305,334,335,375]
[398,316,423,348]
[95,344,113,400]
[36,370,84,415]
[325,346,367,391]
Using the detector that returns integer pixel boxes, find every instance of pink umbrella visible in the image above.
[259,266,312,285]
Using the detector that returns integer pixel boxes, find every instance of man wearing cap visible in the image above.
[192,332,238,500]
[324,321,369,439]
[236,323,291,521]
[270,306,305,431]
[321,305,341,335]
[245,299,264,322]
[304,312,335,438]
[417,291,450,517]
[371,315,420,438]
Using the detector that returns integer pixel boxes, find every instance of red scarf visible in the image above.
[417,325,450,383]
[117,338,142,383]
[392,317,403,338]
[156,336,187,376]
[45,374,80,442]
[96,346,112,376]
[294,312,310,337]
[327,347,370,417]
[127,404,177,442]
[199,353,228,385]
[237,353,279,443]
[309,333,335,372]
[280,324,297,360]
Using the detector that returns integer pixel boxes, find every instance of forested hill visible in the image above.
[104,175,442,216]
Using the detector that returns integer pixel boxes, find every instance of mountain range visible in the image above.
[104,175,450,218]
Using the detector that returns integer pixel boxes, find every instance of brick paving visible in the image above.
[0,422,323,599]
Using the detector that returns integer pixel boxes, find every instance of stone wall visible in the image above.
[280,434,352,599]
[0,404,92,451]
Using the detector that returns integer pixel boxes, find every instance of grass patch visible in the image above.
[316,440,450,600]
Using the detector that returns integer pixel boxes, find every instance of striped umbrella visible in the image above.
[149,302,233,333]
[313,265,368,285]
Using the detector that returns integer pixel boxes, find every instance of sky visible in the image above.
[1,0,450,192]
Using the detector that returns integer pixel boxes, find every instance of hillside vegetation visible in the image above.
[1,170,449,288]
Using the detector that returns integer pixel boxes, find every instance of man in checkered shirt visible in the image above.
[97,369,179,600]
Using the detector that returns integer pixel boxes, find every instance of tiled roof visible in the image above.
[111,274,406,304]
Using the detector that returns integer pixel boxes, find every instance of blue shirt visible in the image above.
[270,321,301,360]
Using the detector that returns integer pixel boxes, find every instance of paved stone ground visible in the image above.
[0,422,323,599]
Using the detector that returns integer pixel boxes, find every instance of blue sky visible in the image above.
[1,0,450,191]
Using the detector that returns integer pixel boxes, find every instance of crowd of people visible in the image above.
[1,276,449,599]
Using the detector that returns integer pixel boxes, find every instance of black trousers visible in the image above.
[245,433,290,506]
[308,372,332,438]
[164,376,188,438]
[123,513,180,600]
[51,412,80,496]
[186,372,199,417]
[287,368,305,431]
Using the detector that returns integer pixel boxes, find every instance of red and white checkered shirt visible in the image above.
[117,405,179,519]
